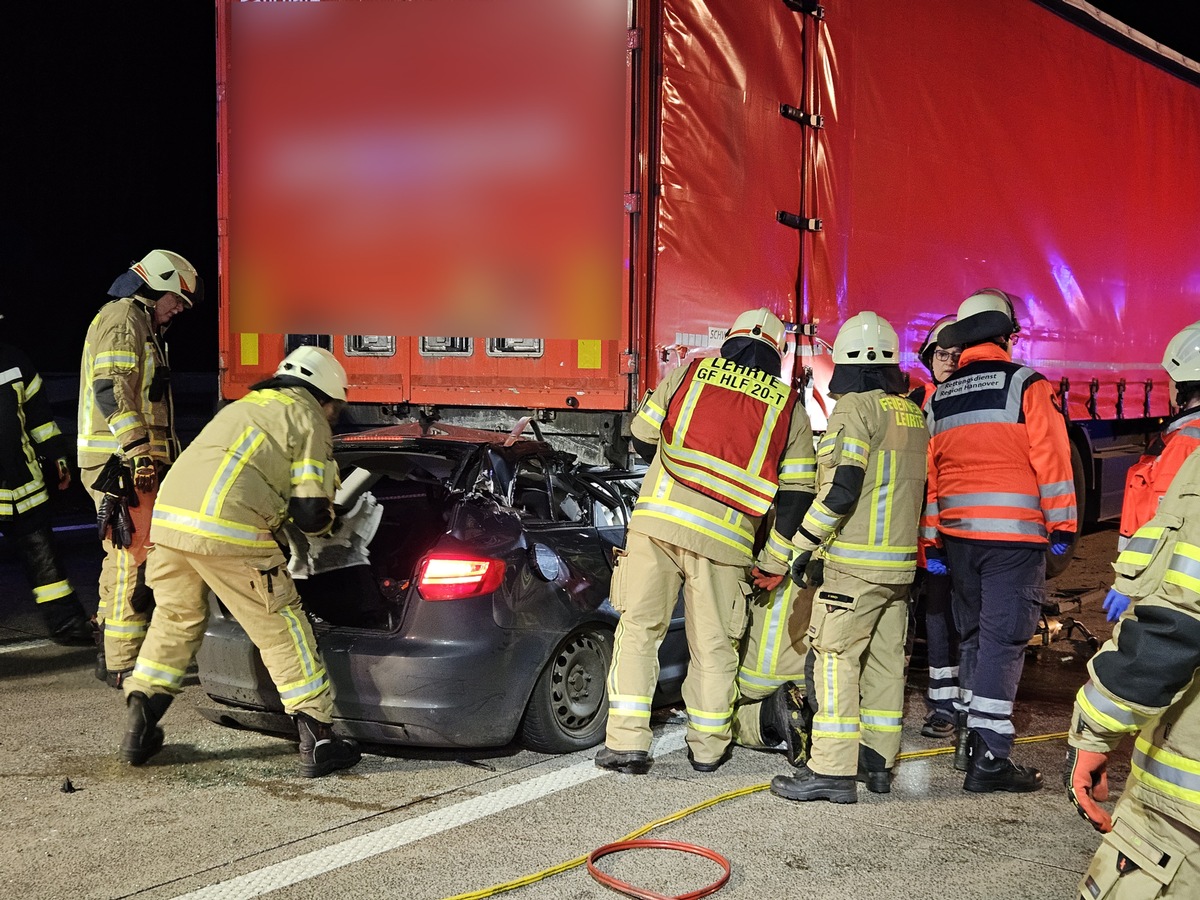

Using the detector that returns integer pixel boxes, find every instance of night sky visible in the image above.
[1,1,1194,374]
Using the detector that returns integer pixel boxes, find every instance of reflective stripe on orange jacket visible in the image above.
[922,343,1076,548]
[1119,408,1200,545]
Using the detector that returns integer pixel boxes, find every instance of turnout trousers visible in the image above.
[605,533,749,763]
[123,544,333,721]
[806,570,909,777]
[84,464,156,672]
[920,568,959,719]
[1078,794,1199,899]
[733,578,811,748]
[943,536,1045,758]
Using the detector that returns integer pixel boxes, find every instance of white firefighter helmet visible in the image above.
[1163,321,1200,382]
[275,346,349,402]
[940,289,1021,347]
[832,311,899,365]
[130,250,203,308]
[918,314,958,368]
[724,308,787,357]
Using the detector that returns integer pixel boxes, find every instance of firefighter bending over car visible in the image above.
[1066,445,1200,898]
[1103,320,1200,624]
[78,250,201,687]
[923,290,1076,792]
[119,346,360,779]
[769,312,929,804]
[0,329,93,644]
[597,309,816,774]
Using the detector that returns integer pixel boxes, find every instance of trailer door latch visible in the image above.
[777,211,823,232]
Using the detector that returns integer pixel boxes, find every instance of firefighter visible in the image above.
[770,312,929,804]
[730,573,810,766]
[1103,320,1200,623]
[596,308,817,774]
[78,250,202,687]
[922,289,1076,792]
[1066,445,1200,897]
[909,315,961,740]
[119,346,361,778]
[0,330,92,644]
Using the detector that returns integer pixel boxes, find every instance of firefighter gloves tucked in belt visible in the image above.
[92,454,139,549]
[1065,745,1112,833]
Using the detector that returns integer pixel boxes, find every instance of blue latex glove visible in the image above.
[1051,541,1071,556]
[1102,589,1131,623]
[926,557,948,576]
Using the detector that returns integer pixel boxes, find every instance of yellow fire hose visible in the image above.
[441,730,1071,900]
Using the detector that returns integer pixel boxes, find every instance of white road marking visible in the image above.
[0,639,52,655]
[170,728,688,900]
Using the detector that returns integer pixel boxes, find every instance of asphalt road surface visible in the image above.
[1,523,1123,899]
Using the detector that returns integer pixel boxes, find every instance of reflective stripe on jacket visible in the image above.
[800,390,929,584]
[1070,449,1200,829]
[0,345,63,520]
[77,297,177,468]
[630,360,816,565]
[1119,408,1200,545]
[658,357,801,516]
[150,387,336,556]
[923,343,1076,548]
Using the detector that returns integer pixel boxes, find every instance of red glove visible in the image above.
[750,566,785,592]
[1065,746,1112,832]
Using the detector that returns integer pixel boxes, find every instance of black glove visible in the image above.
[790,550,814,588]
[133,456,157,494]
[97,493,134,549]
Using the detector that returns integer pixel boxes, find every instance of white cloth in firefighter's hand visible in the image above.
[286,491,382,578]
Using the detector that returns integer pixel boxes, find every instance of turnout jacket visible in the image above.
[792,390,929,584]
[78,296,178,469]
[1070,447,1200,830]
[1119,407,1200,548]
[630,357,816,566]
[921,343,1076,550]
[150,387,336,556]
[0,344,67,522]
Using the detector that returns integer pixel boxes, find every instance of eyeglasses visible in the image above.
[933,349,961,363]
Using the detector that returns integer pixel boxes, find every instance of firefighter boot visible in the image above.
[962,730,1043,793]
[857,745,892,794]
[953,711,970,772]
[295,713,362,778]
[770,765,857,804]
[121,691,173,766]
[41,595,94,646]
[760,681,810,767]
[595,746,651,775]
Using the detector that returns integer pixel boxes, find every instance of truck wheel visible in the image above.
[1047,442,1087,579]
[520,626,612,753]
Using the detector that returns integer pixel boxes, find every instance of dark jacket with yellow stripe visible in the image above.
[0,343,67,527]
[1071,447,1200,829]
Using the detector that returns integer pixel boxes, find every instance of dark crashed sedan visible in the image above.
[197,424,687,753]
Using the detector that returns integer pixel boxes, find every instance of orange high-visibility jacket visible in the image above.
[921,343,1076,548]
[658,356,801,516]
[1119,408,1200,545]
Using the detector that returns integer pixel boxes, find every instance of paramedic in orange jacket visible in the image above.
[596,309,817,774]
[1103,320,1200,623]
[922,289,1077,793]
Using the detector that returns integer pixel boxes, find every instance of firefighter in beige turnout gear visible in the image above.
[1066,446,1200,897]
[120,346,360,778]
[771,312,929,803]
[596,309,816,774]
[79,250,201,685]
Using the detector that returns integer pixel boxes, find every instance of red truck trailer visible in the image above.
[216,0,1200,543]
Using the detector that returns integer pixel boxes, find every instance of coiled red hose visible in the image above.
[586,838,732,900]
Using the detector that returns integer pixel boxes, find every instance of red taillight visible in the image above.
[416,555,507,600]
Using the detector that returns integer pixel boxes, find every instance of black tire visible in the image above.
[1047,441,1087,579]
[519,626,613,753]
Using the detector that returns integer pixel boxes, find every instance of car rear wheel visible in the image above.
[519,626,613,753]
